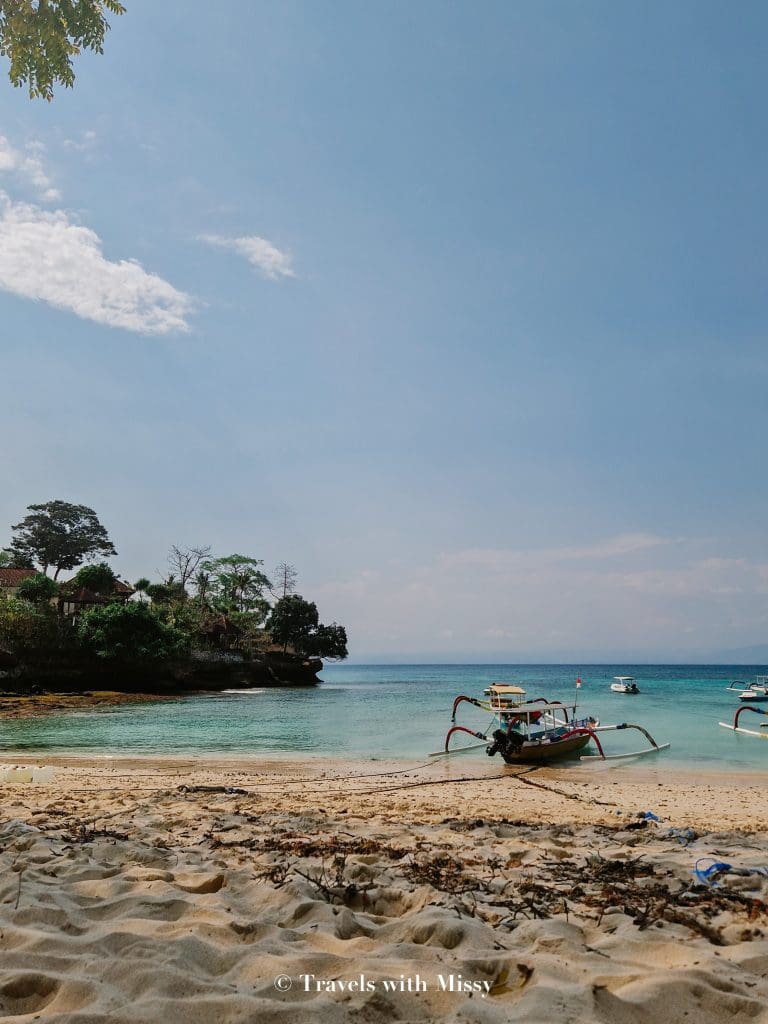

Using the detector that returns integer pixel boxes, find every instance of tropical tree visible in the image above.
[144,578,185,604]
[8,500,117,578]
[70,561,117,593]
[271,562,298,600]
[302,622,348,660]
[167,545,211,603]
[193,568,211,606]
[0,0,125,100]
[15,572,58,605]
[266,595,348,660]
[204,555,271,617]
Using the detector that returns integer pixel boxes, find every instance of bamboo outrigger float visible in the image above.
[432,682,669,764]
[719,705,768,739]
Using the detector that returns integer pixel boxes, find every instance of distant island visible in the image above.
[0,499,348,696]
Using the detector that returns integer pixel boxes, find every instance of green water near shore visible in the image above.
[2,664,767,773]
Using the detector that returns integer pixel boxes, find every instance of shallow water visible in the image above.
[2,664,767,772]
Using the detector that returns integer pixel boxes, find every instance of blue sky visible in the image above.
[1,1,767,661]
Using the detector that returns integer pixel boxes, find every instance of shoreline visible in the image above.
[2,752,768,830]
[2,745,768,784]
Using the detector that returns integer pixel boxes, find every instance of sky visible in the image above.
[1,0,767,662]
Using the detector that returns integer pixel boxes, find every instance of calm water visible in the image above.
[2,664,768,772]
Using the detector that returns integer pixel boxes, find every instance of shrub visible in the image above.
[77,601,188,661]
[16,572,58,605]
[0,596,60,660]
[71,562,117,593]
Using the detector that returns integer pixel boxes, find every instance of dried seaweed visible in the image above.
[404,853,488,895]
[250,823,768,945]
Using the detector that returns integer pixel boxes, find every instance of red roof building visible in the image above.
[0,568,37,591]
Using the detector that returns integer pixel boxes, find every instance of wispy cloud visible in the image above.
[0,194,194,334]
[314,536,768,658]
[62,129,98,153]
[0,134,194,335]
[200,233,295,280]
[439,532,676,571]
[0,135,60,202]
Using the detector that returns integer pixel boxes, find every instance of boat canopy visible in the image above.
[613,676,635,683]
[486,684,526,694]
[497,700,573,716]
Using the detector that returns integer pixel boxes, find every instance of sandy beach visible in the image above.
[1,753,767,1022]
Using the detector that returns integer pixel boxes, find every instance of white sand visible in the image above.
[1,755,767,1022]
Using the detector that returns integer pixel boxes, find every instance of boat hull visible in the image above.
[498,732,592,764]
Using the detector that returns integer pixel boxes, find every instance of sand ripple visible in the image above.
[1,760,768,1022]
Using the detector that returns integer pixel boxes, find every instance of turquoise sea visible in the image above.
[2,665,768,772]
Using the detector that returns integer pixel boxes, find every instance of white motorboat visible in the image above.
[726,677,768,702]
[610,676,640,694]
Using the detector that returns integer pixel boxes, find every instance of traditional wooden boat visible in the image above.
[433,682,669,764]
[719,705,768,739]
[725,677,768,703]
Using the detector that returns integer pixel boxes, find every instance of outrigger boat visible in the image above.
[725,677,768,703]
[432,682,669,764]
[610,676,640,694]
[719,705,768,739]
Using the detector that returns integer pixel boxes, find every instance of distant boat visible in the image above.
[726,677,768,703]
[610,676,640,695]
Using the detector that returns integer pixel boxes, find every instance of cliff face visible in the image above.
[0,651,322,693]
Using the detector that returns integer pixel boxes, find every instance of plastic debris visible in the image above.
[666,827,697,846]
[693,857,768,887]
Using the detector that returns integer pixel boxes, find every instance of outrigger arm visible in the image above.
[580,722,670,761]
[719,705,768,739]
[451,695,485,721]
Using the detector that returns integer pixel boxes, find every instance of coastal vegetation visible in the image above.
[0,499,347,691]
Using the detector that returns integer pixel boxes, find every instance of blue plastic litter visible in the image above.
[694,857,768,887]
[639,811,660,821]
[693,858,731,887]
[666,827,697,846]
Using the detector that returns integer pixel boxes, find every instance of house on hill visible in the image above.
[59,578,135,619]
[0,567,37,596]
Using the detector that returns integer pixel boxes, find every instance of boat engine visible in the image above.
[486,727,524,760]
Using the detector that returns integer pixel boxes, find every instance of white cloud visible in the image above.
[63,130,98,153]
[200,233,295,280]
[0,132,194,335]
[0,135,60,201]
[0,193,194,335]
